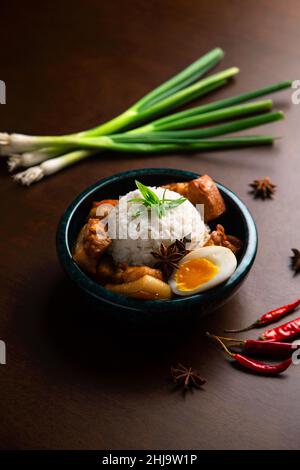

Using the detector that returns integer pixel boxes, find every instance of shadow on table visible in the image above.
[14,271,242,392]
[44,276,203,365]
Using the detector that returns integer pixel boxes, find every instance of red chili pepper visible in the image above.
[242,339,298,357]
[207,333,292,376]
[224,298,300,333]
[215,335,299,357]
[260,316,300,342]
[233,354,292,375]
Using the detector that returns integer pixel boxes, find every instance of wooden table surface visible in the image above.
[1,0,300,450]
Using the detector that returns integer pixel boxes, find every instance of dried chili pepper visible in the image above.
[207,333,292,376]
[224,298,300,333]
[260,317,300,342]
[233,354,292,375]
[215,335,299,357]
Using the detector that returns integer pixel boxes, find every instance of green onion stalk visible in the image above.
[13,136,276,186]
[11,103,286,186]
[7,99,273,153]
[12,111,284,186]
[11,110,284,150]
[7,96,271,171]
[6,81,288,162]
[2,47,228,158]
[5,63,232,175]
[5,65,236,157]
[0,47,291,185]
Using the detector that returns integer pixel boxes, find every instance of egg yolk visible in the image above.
[175,258,219,291]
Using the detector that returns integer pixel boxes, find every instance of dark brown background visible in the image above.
[1,0,300,450]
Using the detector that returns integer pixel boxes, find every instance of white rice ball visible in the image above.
[107,186,207,266]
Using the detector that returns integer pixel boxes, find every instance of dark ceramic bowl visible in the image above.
[56,168,257,321]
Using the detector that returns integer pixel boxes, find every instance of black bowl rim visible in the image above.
[56,168,258,312]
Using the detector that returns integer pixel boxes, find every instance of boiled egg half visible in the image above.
[169,246,237,296]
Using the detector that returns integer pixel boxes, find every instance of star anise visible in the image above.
[249,176,276,199]
[291,249,300,274]
[171,363,206,390]
[151,239,190,279]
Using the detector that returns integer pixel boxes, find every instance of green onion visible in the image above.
[6,110,283,152]
[26,110,281,150]
[129,68,239,122]
[85,135,276,153]
[12,135,274,185]
[129,99,273,133]
[7,147,63,171]
[111,111,284,143]
[5,94,272,170]
[78,50,229,137]
[76,70,233,139]
[2,46,291,186]
[0,48,226,156]
[135,47,224,110]
[146,79,292,128]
